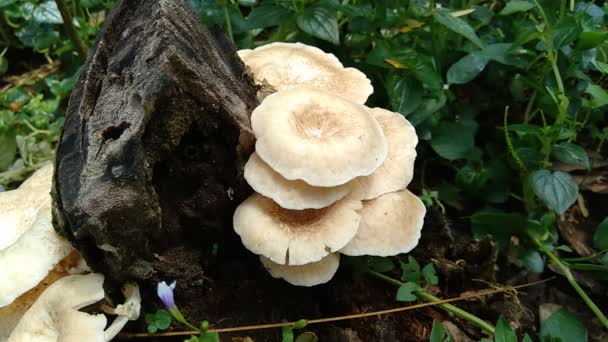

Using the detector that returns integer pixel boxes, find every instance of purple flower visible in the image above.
[157,281,176,311]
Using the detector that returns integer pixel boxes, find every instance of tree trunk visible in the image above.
[51,0,258,285]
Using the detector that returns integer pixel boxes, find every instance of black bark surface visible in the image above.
[51,0,258,284]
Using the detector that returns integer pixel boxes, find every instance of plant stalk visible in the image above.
[55,0,87,63]
[533,238,608,329]
[368,270,495,334]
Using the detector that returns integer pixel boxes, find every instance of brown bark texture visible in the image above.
[51,0,258,284]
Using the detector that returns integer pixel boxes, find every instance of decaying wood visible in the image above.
[51,0,258,283]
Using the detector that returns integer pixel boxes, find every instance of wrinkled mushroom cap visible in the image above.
[252,86,388,187]
[260,253,340,287]
[357,108,418,200]
[234,193,362,265]
[244,152,352,209]
[8,273,107,342]
[0,163,54,250]
[0,170,73,307]
[340,190,426,256]
[238,42,373,104]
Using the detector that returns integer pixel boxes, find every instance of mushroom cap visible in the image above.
[340,190,426,256]
[8,273,107,342]
[238,42,373,104]
[104,283,141,341]
[234,193,362,265]
[0,181,73,307]
[357,108,418,200]
[252,86,388,187]
[260,253,340,287]
[0,163,53,250]
[244,152,352,209]
[0,251,82,340]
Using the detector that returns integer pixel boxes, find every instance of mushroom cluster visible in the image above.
[234,43,426,287]
[0,165,141,341]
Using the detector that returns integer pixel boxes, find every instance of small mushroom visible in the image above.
[238,42,373,104]
[340,190,426,256]
[0,168,73,307]
[252,86,388,187]
[103,283,141,341]
[356,108,418,200]
[260,253,340,287]
[8,273,107,342]
[233,193,362,265]
[244,152,352,209]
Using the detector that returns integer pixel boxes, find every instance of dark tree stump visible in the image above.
[51,0,258,284]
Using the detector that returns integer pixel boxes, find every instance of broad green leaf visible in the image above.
[155,310,172,329]
[499,1,535,15]
[245,5,290,29]
[552,17,583,49]
[429,320,447,342]
[430,121,478,160]
[576,31,608,50]
[494,316,517,342]
[32,1,63,24]
[0,0,16,8]
[529,170,578,214]
[297,5,339,45]
[370,256,395,273]
[32,30,60,50]
[522,334,533,342]
[282,325,294,342]
[540,308,587,342]
[295,332,318,342]
[400,256,420,284]
[433,9,484,49]
[293,319,308,329]
[386,75,423,116]
[396,282,418,302]
[147,325,158,333]
[422,263,438,285]
[518,249,544,273]
[551,143,590,169]
[585,84,608,108]
[593,217,608,250]
[199,331,220,342]
[0,128,17,170]
[447,52,489,84]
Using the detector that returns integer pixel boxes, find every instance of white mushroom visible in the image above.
[356,108,418,200]
[238,42,373,104]
[8,273,107,342]
[252,86,388,187]
[244,152,352,209]
[103,283,141,342]
[234,193,362,265]
[340,190,426,256]
[260,253,340,287]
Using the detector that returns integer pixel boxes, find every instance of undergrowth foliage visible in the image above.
[1,0,607,341]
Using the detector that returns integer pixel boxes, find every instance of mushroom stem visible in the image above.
[367,270,495,335]
[104,316,129,341]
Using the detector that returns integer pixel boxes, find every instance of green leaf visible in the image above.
[447,52,489,84]
[500,1,535,15]
[585,84,608,108]
[433,9,484,49]
[430,120,478,160]
[0,0,17,9]
[282,325,294,342]
[386,75,423,116]
[540,308,587,342]
[522,334,533,342]
[552,17,583,49]
[400,256,421,284]
[396,282,419,302]
[0,128,17,170]
[0,55,7,76]
[370,256,395,273]
[576,31,608,50]
[293,319,308,330]
[199,331,220,342]
[295,332,318,342]
[529,170,578,215]
[297,5,339,45]
[494,316,517,342]
[429,320,447,342]
[551,143,590,169]
[155,310,172,329]
[147,325,158,333]
[518,249,544,273]
[32,1,63,24]
[245,5,290,29]
[422,263,439,285]
[593,217,608,250]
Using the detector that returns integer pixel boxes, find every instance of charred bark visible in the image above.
[51,0,258,284]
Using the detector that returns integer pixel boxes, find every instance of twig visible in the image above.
[55,0,88,63]
[122,278,552,338]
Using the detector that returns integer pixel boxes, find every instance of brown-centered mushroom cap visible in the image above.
[244,152,352,210]
[233,193,362,265]
[356,108,418,200]
[252,86,388,187]
[238,42,373,104]
[340,190,426,256]
[260,253,340,287]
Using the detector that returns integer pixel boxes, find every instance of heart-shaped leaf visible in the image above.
[529,170,578,214]
[396,282,419,302]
